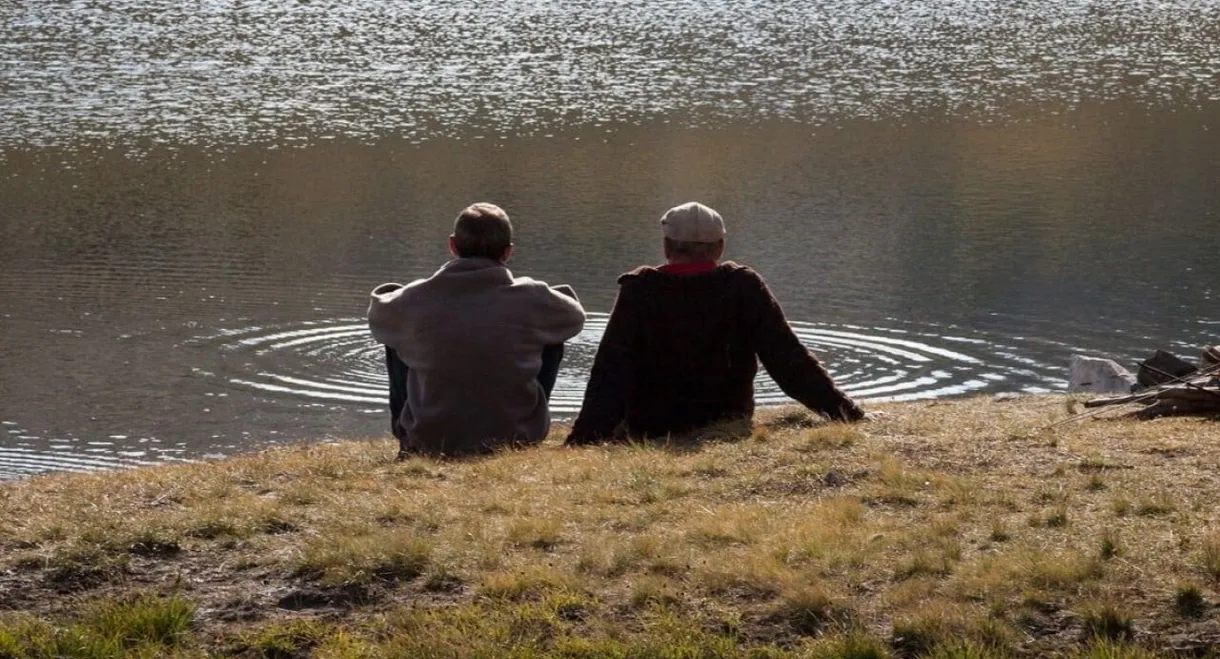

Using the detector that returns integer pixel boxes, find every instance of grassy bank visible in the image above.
[1,396,1219,658]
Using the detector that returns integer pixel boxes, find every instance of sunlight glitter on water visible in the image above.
[2,0,1218,146]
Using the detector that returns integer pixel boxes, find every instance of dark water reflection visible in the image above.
[2,0,1220,477]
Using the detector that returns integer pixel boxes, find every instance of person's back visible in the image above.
[369,203,586,456]
[566,202,863,444]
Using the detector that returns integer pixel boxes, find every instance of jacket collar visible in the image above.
[436,257,511,276]
[658,260,719,276]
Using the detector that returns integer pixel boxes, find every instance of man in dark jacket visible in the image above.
[565,201,865,445]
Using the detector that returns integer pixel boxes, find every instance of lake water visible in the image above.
[2,0,1219,478]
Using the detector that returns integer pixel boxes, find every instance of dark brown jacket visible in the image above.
[565,262,862,444]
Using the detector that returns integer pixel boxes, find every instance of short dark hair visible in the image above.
[664,237,721,260]
[453,203,513,260]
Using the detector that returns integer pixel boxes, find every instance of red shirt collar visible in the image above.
[658,260,719,276]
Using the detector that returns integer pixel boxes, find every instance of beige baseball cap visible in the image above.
[660,202,726,243]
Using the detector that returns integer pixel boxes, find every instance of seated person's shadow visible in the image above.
[611,416,754,454]
[592,409,831,454]
[761,410,825,430]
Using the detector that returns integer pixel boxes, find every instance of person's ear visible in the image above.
[713,239,725,260]
[501,244,514,263]
[448,235,459,257]
[662,237,673,260]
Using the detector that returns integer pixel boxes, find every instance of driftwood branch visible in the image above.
[1085,384,1220,409]
[1072,349,1220,422]
[1127,399,1220,420]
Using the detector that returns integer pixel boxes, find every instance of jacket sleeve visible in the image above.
[747,272,864,422]
[565,280,637,444]
[532,283,587,346]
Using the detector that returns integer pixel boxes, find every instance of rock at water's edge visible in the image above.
[1068,355,1137,394]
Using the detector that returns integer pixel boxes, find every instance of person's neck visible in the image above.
[665,256,718,266]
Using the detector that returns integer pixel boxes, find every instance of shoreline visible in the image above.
[2,395,1219,657]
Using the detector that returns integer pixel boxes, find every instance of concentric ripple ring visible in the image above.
[195,313,1066,417]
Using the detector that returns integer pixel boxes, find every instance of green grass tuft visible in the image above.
[1099,532,1121,561]
[923,641,1010,659]
[0,593,194,659]
[1174,583,1207,618]
[479,566,578,601]
[236,618,333,659]
[1066,640,1165,659]
[807,631,891,659]
[894,551,954,580]
[1079,603,1134,642]
[506,518,565,551]
[1199,532,1220,581]
[295,530,431,586]
[85,594,194,648]
[1134,494,1175,517]
[772,587,850,636]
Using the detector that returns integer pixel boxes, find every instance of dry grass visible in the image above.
[1,395,1219,657]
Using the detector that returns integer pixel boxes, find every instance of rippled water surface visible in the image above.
[2,0,1219,478]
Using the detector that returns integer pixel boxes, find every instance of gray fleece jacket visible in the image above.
[368,258,586,454]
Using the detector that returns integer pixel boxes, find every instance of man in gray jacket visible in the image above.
[368,203,586,457]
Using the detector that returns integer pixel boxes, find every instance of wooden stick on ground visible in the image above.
[1050,360,1220,427]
